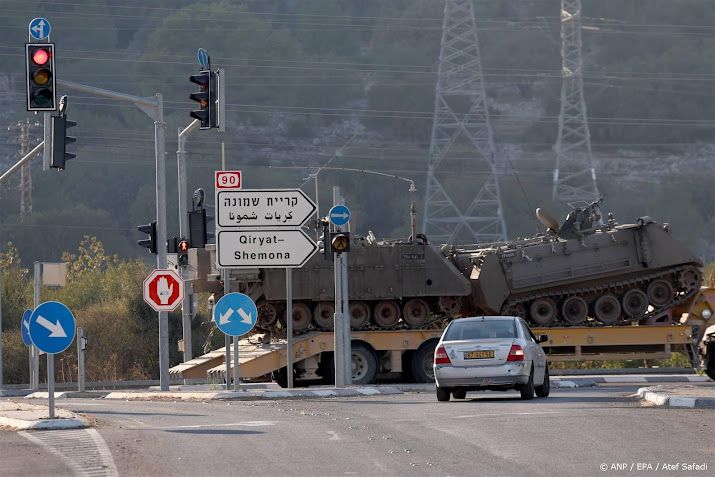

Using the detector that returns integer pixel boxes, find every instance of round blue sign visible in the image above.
[29,17,51,41]
[21,309,33,347]
[29,301,76,354]
[197,48,209,69]
[329,204,351,226]
[213,293,258,337]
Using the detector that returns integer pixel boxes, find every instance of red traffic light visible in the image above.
[178,239,190,252]
[32,48,50,65]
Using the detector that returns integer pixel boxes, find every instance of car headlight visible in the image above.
[702,308,712,320]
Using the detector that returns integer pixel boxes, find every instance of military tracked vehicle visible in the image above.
[252,199,703,333]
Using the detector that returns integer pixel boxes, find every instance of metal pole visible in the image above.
[332,187,344,387]
[77,327,85,392]
[286,268,293,388]
[341,231,351,385]
[314,173,320,241]
[32,262,41,391]
[233,335,239,391]
[42,113,50,171]
[223,269,230,389]
[0,272,3,391]
[178,120,200,365]
[0,142,44,185]
[47,354,55,418]
[154,93,170,392]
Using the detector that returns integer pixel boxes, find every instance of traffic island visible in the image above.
[0,401,89,431]
[637,385,715,408]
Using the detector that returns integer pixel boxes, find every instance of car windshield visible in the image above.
[444,319,517,341]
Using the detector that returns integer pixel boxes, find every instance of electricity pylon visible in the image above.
[422,0,507,244]
[552,0,600,204]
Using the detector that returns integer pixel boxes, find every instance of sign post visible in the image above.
[28,301,76,418]
[329,197,352,387]
[213,292,258,390]
[214,178,318,389]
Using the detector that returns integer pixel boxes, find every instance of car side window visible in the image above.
[520,320,536,343]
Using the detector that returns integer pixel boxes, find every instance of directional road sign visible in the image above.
[329,204,351,226]
[217,189,316,228]
[215,170,242,190]
[29,17,51,41]
[143,269,184,312]
[213,292,258,337]
[29,301,76,354]
[21,309,33,347]
[217,229,318,268]
[197,48,209,69]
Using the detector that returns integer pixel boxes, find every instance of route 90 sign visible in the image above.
[215,170,241,189]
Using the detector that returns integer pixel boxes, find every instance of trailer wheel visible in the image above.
[706,343,715,381]
[351,342,378,385]
[411,339,439,383]
[272,367,288,388]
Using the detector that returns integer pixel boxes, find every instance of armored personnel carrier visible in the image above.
[253,199,703,332]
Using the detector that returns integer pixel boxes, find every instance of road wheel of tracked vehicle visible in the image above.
[561,296,588,325]
[312,302,335,330]
[373,300,401,328]
[622,289,649,319]
[349,302,371,329]
[678,268,702,291]
[594,294,622,324]
[529,298,558,325]
[411,339,439,383]
[285,302,312,333]
[403,299,430,327]
[257,301,279,329]
[438,296,462,316]
[647,279,673,308]
[351,342,378,385]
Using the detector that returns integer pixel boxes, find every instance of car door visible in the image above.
[520,319,546,383]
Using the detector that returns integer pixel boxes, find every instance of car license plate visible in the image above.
[464,350,494,359]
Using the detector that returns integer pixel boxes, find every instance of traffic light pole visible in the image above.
[57,79,171,391]
[177,119,200,365]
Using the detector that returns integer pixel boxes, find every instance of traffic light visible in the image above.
[177,239,190,267]
[189,70,217,129]
[319,218,331,260]
[50,113,76,170]
[188,208,214,248]
[137,221,157,254]
[26,43,56,111]
[167,236,178,254]
[331,232,351,254]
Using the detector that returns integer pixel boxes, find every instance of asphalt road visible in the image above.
[2,385,713,477]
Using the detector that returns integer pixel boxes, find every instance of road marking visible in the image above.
[20,428,118,477]
[134,420,277,430]
[327,430,342,441]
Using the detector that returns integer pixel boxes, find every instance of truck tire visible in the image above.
[351,342,378,385]
[705,343,715,381]
[272,367,288,388]
[411,339,439,383]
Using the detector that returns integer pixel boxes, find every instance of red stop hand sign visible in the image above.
[143,269,184,312]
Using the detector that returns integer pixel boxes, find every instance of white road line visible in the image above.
[133,420,278,430]
[19,428,118,477]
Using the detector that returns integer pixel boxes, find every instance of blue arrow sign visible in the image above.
[213,293,258,337]
[197,48,209,69]
[29,301,76,354]
[29,17,51,41]
[21,309,33,347]
[329,204,351,226]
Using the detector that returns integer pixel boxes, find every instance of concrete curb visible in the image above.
[0,416,89,430]
[587,375,710,384]
[637,387,715,408]
[103,386,403,402]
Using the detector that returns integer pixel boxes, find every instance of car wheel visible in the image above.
[436,385,451,402]
[520,367,535,400]
[535,365,550,398]
[452,390,467,400]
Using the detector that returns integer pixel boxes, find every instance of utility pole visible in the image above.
[552,0,600,205]
[422,0,507,244]
[19,121,31,220]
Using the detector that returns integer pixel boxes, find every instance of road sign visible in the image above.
[217,229,318,268]
[28,301,75,354]
[213,292,258,337]
[217,189,316,228]
[197,48,209,69]
[215,170,242,189]
[21,309,33,347]
[29,17,51,41]
[143,269,184,312]
[329,204,351,226]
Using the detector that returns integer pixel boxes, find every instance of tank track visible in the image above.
[500,265,702,327]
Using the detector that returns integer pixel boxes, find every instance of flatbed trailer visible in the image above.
[169,324,697,386]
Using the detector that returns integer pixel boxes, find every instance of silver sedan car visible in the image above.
[433,316,550,401]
